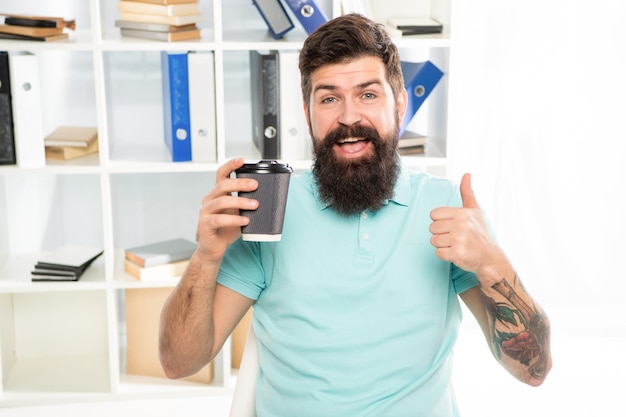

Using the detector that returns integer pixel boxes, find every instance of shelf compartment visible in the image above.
[0,290,111,394]
[0,173,105,285]
[109,172,209,258]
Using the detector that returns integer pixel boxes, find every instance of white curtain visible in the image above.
[449,1,626,415]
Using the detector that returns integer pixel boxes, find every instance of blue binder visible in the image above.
[283,0,328,35]
[252,0,295,39]
[400,60,444,136]
[161,51,192,162]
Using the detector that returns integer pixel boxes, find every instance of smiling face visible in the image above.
[304,56,408,215]
[305,56,407,161]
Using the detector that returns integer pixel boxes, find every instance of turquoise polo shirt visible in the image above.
[218,167,479,417]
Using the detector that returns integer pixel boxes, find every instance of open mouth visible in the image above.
[336,137,371,155]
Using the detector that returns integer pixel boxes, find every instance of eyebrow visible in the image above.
[313,79,383,95]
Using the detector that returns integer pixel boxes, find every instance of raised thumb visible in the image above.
[461,173,479,208]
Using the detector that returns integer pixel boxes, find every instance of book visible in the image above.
[117,0,201,16]
[188,51,217,162]
[283,0,328,35]
[251,0,294,39]
[398,130,427,148]
[44,126,98,147]
[124,258,189,281]
[249,50,280,159]
[121,0,198,4]
[0,32,69,42]
[8,52,45,168]
[161,51,192,161]
[0,14,76,30]
[120,27,201,41]
[115,19,197,32]
[31,245,104,282]
[119,11,203,26]
[125,237,197,268]
[45,139,99,160]
[398,145,425,155]
[0,51,16,165]
[387,16,443,33]
[0,24,64,38]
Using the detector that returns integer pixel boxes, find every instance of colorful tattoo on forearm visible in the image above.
[484,276,550,380]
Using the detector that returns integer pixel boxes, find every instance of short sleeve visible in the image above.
[217,238,266,300]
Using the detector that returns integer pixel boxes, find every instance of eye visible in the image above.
[321,96,337,104]
[362,92,376,100]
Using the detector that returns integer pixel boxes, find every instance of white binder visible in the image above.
[9,52,45,168]
[278,50,310,161]
[188,51,217,162]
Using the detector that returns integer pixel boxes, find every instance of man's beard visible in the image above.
[312,124,400,216]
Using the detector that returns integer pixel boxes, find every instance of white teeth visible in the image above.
[338,137,362,144]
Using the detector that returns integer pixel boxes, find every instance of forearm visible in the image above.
[479,271,552,386]
[159,250,221,379]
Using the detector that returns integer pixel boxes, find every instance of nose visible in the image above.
[337,100,362,126]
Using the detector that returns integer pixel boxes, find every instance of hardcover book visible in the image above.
[44,126,98,147]
[119,11,203,26]
[117,0,201,17]
[120,27,201,41]
[125,237,197,268]
[32,245,104,281]
[124,258,189,281]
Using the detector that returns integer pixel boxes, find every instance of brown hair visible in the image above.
[299,13,404,108]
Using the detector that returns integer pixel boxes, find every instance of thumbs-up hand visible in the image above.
[429,173,508,279]
[460,173,479,209]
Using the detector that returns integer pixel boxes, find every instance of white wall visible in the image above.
[448,0,626,415]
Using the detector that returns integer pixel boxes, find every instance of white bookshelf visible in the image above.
[0,0,455,409]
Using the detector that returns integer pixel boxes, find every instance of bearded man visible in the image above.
[159,13,551,417]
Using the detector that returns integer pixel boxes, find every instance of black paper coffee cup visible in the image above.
[236,160,293,241]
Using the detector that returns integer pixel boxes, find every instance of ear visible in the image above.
[397,88,408,126]
[303,101,310,128]
[303,101,315,139]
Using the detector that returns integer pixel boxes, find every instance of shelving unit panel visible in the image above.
[37,50,98,136]
[0,290,111,394]
[368,0,451,27]
[223,50,259,161]
[221,0,306,44]
[0,173,104,255]
[103,51,165,163]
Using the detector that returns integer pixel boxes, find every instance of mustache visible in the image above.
[323,124,384,146]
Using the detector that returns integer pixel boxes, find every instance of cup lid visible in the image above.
[235,160,293,174]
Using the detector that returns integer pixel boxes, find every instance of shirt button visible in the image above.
[362,233,369,240]
[361,212,368,220]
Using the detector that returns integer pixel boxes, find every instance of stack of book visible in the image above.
[386,17,443,37]
[0,14,74,42]
[31,245,103,282]
[116,0,203,42]
[124,237,197,281]
[44,126,99,160]
[398,131,427,155]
